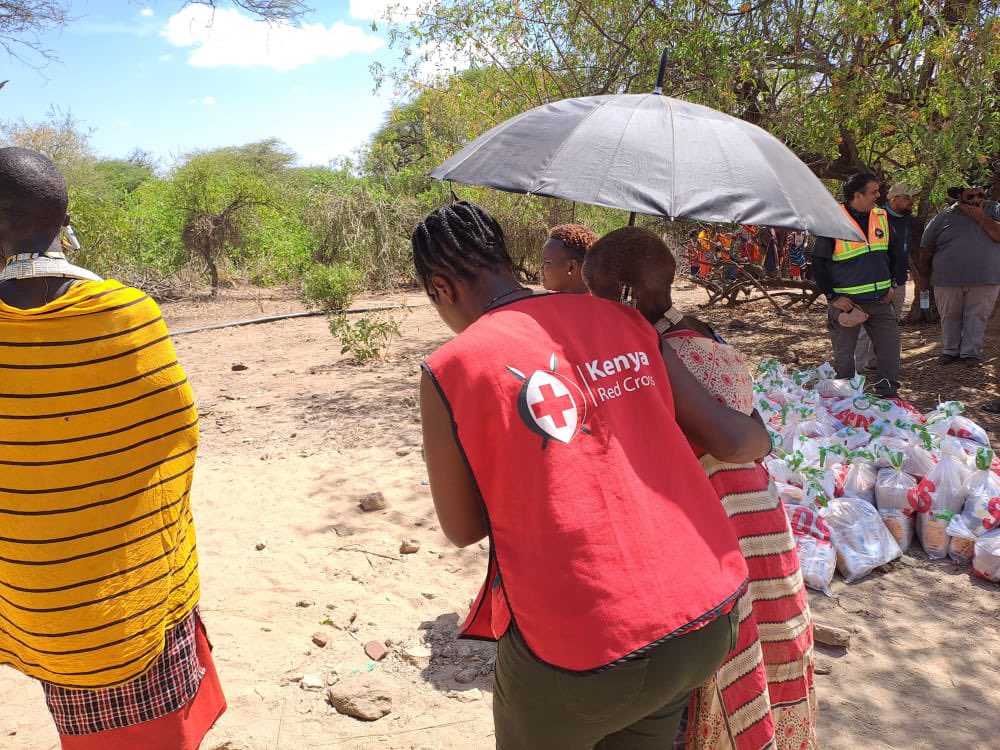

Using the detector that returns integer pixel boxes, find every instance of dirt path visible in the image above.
[1,285,996,750]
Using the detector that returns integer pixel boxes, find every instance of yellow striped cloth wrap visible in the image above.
[0,280,200,689]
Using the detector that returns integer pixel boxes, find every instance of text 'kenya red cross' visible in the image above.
[531,384,574,429]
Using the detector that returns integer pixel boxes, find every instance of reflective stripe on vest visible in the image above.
[833,278,892,296]
[833,206,889,261]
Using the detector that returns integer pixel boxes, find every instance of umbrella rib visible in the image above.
[732,122,807,231]
[668,97,676,221]
[528,97,615,195]
[586,95,649,207]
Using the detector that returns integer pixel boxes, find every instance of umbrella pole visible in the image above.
[628,211,636,226]
[653,49,669,95]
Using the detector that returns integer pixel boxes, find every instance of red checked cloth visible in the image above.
[43,610,204,735]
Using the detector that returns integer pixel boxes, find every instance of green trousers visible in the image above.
[492,609,738,750]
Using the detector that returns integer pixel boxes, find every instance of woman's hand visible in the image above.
[660,343,772,463]
[419,370,488,547]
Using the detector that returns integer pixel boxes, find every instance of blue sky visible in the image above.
[1,1,418,167]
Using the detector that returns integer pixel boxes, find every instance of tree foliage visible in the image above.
[384,0,998,205]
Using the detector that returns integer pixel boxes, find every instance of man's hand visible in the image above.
[880,287,895,304]
[958,202,986,222]
[831,296,854,313]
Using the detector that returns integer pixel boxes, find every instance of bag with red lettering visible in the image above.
[912,441,970,559]
[824,497,902,583]
[885,397,926,424]
[960,448,1000,537]
[971,529,1000,583]
[785,503,836,595]
[831,394,894,429]
[925,402,990,447]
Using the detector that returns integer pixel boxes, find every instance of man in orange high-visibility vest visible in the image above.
[812,173,900,397]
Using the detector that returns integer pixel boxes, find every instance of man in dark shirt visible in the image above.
[812,172,900,397]
[855,182,915,373]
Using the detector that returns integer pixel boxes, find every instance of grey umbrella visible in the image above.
[430,92,863,241]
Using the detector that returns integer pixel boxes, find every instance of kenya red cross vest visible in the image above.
[423,293,748,672]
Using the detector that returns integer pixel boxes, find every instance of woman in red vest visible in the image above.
[414,202,772,749]
[584,227,818,750]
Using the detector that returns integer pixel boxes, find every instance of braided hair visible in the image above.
[411,201,514,289]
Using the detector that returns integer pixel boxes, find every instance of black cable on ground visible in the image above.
[170,303,427,337]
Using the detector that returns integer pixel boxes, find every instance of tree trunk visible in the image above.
[207,258,219,293]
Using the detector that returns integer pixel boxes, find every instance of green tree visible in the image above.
[170,139,296,290]
[382,0,998,311]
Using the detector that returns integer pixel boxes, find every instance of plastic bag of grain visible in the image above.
[971,530,1000,582]
[842,456,877,504]
[824,497,902,583]
[879,509,915,551]
[926,402,990,447]
[914,439,970,515]
[832,426,871,452]
[960,447,1000,536]
[832,393,894,430]
[785,503,836,595]
[902,428,938,479]
[917,510,956,560]
[972,529,1000,583]
[874,451,916,548]
[912,443,968,560]
[875,451,916,512]
[946,515,977,565]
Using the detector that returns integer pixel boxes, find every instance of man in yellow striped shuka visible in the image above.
[0,147,226,749]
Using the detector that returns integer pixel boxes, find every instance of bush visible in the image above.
[300,263,360,311]
[329,313,401,364]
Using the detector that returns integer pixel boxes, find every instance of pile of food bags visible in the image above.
[754,360,1000,593]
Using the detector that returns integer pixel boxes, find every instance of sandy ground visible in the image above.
[1,284,997,750]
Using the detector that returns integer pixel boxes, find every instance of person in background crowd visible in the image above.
[811,172,900,397]
[415,201,771,749]
[586,227,818,750]
[687,229,702,276]
[917,183,1000,367]
[855,182,916,374]
[0,147,225,750]
[539,223,597,294]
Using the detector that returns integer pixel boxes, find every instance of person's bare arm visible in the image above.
[915,247,934,289]
[419,370,488,548]
[660,342,772,463]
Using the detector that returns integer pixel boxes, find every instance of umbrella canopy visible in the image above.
[430,93,864,241]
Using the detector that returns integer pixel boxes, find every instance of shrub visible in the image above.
[329,314,401,365]
[300,263,360,311]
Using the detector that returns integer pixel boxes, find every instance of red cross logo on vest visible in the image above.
[506,353,589,447]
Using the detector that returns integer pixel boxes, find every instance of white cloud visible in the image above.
[202,96,216,105]
[140,8,154,17]
[163,6,383,71]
